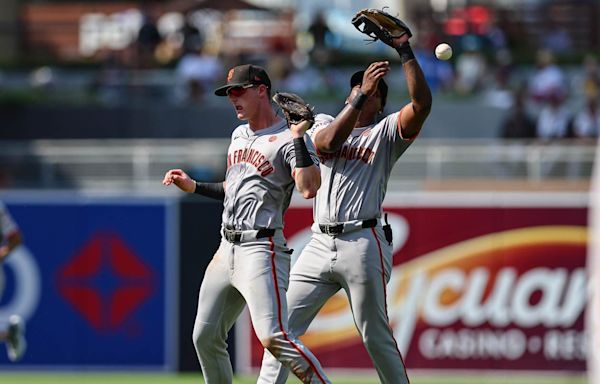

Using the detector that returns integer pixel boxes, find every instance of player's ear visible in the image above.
[257,84,268,97]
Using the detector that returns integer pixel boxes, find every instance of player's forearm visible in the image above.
[294,166,321,199]
[399,60,432,137]
[403,60,432,117]
[0,246,9,261]
[314,105,361,153]
[194,181,225,201]
[0,232,22,261]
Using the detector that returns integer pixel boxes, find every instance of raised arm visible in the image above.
[314,61,390,153]
[289,120,321,199]
[393,35,432,138]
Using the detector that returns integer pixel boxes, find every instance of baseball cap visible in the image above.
[214,64,271,96]
[350,70,388,108]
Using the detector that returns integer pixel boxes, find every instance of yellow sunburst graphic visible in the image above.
[301,226,588,349]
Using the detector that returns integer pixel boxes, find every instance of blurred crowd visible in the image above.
[497,51,600,142]
[3,3,600,140]
[90,4,600,140]
[408,8,600,142]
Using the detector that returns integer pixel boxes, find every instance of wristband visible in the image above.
[395,43,415,64]
[194,181,225,201]
[293,138,313,168]
[350,91,368,110]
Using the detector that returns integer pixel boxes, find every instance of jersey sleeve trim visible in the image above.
[307,113,335,139]
[397,106,420,142]
[230,124,248,140]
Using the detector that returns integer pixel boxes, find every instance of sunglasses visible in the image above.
[227,84,257,97]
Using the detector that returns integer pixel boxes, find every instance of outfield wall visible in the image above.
[0,192,180,369]
[238,192,589,375]
[0,191,589,375]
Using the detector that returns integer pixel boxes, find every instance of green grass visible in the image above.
[0,373,587,384]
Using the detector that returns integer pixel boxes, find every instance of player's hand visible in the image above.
[392,34,410,49]
[162,169,195,193]
[0,245,9,262]
[361,61,390,96]
[288,120,312,139]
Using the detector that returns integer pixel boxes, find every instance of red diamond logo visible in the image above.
[57,232,155,330]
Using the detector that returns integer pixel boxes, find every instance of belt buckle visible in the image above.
[224,229,239,242]
[323,224,343,236]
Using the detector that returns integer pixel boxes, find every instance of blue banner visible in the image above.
[0,196,174,368]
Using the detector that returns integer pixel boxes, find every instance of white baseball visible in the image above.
[435,43,453,60]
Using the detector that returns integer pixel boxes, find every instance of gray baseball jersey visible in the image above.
[222,120,319,230]
[310,112,413,224]
[258,112,414,384]
[192,119,331,384]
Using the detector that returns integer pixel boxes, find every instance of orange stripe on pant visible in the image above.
[371,227,411,384]
[268,237,327,384]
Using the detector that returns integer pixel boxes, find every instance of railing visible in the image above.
[0,139,596,191]
[389,139,597,191]
[0,139,228,191]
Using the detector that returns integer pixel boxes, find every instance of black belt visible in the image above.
[319,219,378,236]
[223,227,276,243]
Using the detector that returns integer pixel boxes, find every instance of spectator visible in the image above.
[180,20,202,55]
[582,55,600,100]
[535,91,573,178]
[454,34,487,95]
[567,96,598,178]
[494,85,536,179]
[485,15,509,52]
[484,50,515,109]
[528,49,566,105]
[266,9,295,86]
[499,88,536,139]
[308,10,331,64]
[536,92,572,140]
[136,8,162,68]
[414,16,443,51]
[174,38,222,104]
[571,96,600,139]
[306,10,335,94]
[414,45,454,94]
[541,19,572,55]
[413,18,453,93]
[91,52,127,105]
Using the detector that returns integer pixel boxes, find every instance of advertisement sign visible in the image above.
[241,193,588,373]
[0,195,175,368]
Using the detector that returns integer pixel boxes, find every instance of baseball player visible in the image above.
[163,64,331,383]
[0,200,26,362]
[258,18,432,384]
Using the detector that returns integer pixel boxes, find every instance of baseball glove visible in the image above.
[272,92,315,126]
[351,8,412,47]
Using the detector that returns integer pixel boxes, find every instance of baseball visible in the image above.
[435,43,453,60]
